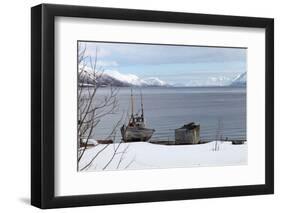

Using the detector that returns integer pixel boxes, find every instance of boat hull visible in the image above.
[121,127,155,142]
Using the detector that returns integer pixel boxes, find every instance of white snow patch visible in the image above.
[80,139,99,146]
[105,70,147,86]
[143,77,168,86]
[104,70,169,86]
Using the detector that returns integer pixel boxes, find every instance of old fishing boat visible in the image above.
[121,89,155,142]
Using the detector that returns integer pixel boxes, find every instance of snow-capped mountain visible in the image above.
[79,67,246,88]
[141,77,168,87]
[104,70,147,86]
[79,70,170,87]
[230,72,246,87]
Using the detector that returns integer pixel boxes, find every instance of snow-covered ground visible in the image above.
[78,141,247,172]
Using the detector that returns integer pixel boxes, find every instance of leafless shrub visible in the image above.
[213,118,224,151]
[77,43,130,171]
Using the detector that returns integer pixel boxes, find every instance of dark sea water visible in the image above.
[90,87,246,142]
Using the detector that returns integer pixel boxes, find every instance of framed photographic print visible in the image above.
[31,4,274,209]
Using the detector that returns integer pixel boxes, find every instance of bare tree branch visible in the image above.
[80,144,111,171]
[116,145,130,169]
[77,44,130,171]
[124,156,136,170]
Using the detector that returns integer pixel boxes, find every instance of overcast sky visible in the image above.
[79,41,247,86]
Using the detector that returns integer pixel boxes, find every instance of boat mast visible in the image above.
[130,88,134,122]
[140,89,144,121]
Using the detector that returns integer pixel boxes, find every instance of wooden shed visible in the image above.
[175,122,200,144]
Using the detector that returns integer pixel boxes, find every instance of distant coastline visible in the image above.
[79,68,246,88]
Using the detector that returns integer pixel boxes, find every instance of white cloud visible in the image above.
[96,60,118,67]
[79,42,112,58]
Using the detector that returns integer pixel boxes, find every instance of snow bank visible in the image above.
[80,139,98,146]
[78,141,247,172]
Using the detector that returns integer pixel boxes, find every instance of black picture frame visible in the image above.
[31,3,274,209]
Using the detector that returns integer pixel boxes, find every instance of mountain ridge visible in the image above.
[79,70,246,87]
[79,70,171,87]
[230,72,246,87]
